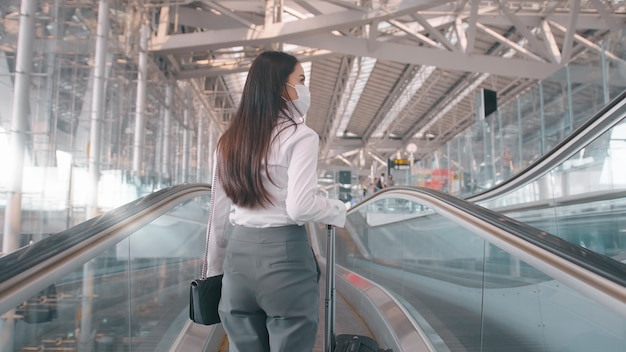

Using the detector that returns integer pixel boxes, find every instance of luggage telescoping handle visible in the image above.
[324,224,336,352]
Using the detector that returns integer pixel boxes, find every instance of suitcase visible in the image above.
[324,225,392,352]
[334,334,380,352]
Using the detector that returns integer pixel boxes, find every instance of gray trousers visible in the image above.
[219,225,320,352]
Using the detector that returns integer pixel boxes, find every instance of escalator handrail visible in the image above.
[468,89,626,203]
[0,183,211,315]
[349,186,626,316]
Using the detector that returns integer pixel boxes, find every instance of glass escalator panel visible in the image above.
[1,195,210,352]
[313,193,626,352]
[478,118,626,262]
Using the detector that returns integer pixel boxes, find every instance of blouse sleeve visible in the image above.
[206,151,232,276]
[285,129,347,227]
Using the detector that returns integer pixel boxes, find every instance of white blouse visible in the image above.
[206,118,347,276]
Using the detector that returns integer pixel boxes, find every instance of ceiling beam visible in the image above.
[475,22,544,62]
[172,49,337,79]
[410,13,458,51]
[292,0,323,16]
[454,17,467,52]
[368,20,379,52]
[169,5,252,31]
[320,56,354,159]
[288,33,560,79]
[465,0,479,54]
[410,7,622,31]
[588,0,624,33]
[560,0,580,63]
[472,13,621,30]
[157,5,170,37]
[499,1,550,60]
[322,0,368,12]
[539,20,561,64]
[548,21,624,62]
[149,0,446,54]
[387,19,442,48]
[202,0,257,28]
[402,72,489,143]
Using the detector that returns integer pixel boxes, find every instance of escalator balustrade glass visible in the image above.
[316,192,626,352]
[0,195,210,352]
[478,118,626,263]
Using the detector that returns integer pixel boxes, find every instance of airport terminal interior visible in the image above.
[1,1,626,351]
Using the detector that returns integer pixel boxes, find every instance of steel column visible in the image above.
[80,2,110,350]
[208,120,215,183]
[565,65,573,134]
[601,41,609,104]
[87,0,110,218]
[497,110,504,176]
[516,96,523,169]
[162,83,172,185]
[2,0,36,274]
[196,115,204,182]
[182,96,190,183]
[539,81,546,155]
[133,23,149,178]
[155,106,163,186]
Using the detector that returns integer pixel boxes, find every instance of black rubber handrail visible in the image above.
[2,181,625,319]
[353,186,626,290]
[0,184,211,283]
[0,184,211,314]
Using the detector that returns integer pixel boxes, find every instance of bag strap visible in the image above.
[201,163,219,279]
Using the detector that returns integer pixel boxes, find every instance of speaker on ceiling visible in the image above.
[483,88,498,117]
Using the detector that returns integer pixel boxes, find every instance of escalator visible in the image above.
[0,184,378,352]
[1,185,625,351]
[0,185,216,352]
[310,187,626,352]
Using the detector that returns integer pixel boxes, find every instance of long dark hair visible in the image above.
[216,51,298,208]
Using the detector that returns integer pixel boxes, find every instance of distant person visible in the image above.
[206,51,346,352]
[375,173,386,191]
[387,174,396,187]
[502,145,513,179]
[442,178,449,193]
[463,171,475,193]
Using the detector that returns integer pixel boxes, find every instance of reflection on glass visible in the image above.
[320,195,626,352]
[4,196,209,351]
[478,119,626,260]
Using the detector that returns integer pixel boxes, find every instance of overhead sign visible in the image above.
[390,159,410,170]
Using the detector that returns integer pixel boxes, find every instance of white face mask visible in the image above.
[285,83,311,121]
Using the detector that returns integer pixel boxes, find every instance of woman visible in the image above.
[205,51,346,352]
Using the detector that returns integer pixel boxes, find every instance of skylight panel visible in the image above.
[411,48,517,138]
[372,65,436,138]
[335,57,377,137]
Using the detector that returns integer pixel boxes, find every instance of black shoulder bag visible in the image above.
[189,170,223,325]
